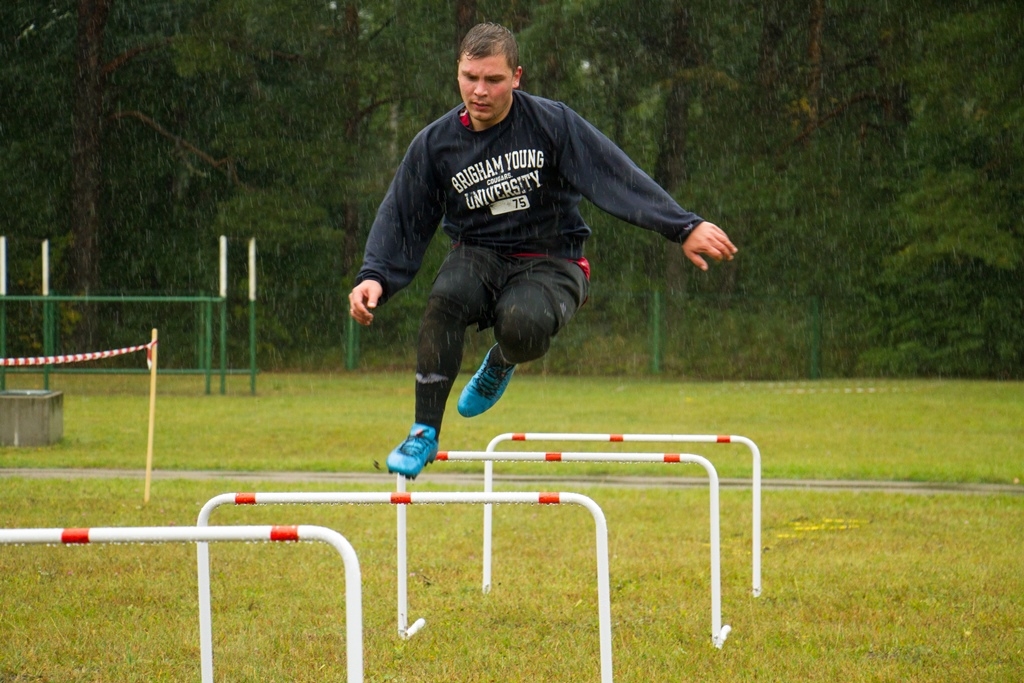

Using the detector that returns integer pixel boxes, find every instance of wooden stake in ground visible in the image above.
[144,328,158,504]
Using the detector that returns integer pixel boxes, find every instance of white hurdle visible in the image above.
[482,432,762,598]
[437,450,732,648]
[197,491,614,683]
[0,525,363,683]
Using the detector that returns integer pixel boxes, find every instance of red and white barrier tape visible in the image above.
[1,340,157,368]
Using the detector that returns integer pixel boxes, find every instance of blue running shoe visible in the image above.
[458,346,517,417]
[386,423,438,479]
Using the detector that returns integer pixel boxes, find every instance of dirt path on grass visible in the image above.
[2,468,1021,495]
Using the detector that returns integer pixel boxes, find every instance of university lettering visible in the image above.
[450,149,544,193]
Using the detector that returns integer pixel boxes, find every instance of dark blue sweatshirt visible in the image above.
[356,90,704,303]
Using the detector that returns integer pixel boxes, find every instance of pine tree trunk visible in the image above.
[455,0,477,51]
[69,0,111,348]
[806,0,825,134]
[70,0,111,299]
[654,3,697,295]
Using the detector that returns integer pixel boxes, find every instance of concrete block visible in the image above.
[0,390,64,447]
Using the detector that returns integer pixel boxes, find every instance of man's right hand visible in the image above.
[349,280,383,326]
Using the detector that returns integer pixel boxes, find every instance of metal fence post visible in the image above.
[42,240,51,390]
[249,238,257,396]
[809,295,822,379]
[0,299,5,390]
[204,300,213,395]
[219,298,227,395]
[219,236,227,395]
[346,315,359,370]
[650,289,662,374]
[1,236,5,389]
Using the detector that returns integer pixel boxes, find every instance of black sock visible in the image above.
[414,298,466,432]
[487,344,515,369]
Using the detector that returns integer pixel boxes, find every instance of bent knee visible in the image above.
[494,308,553,364]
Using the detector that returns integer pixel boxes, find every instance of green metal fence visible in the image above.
[0,294,256,395]
[344,288,834,380]
[1,236,258,394]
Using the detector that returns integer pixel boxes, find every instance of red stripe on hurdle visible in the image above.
[436,452,449,460]
[235,493,257,505]
[664,454,681,463]
[61,528,90,544]
[512,433,526,440]
[270,526,299,542]
[610,434,624,442]
[545,452,562,461]
[538,492,560,504]
[391,492,412,504]
[717,435,731,443]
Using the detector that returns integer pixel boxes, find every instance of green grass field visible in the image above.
[1,373,1023,681]
[2,373,1023,483]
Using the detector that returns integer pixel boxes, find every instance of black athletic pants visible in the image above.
[414,245,589,435]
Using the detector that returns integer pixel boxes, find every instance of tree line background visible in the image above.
[2,0,1021,379]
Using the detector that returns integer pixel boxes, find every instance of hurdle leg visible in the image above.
[396,475,425,638]
[197,540,215,682]
[482,460,493,594]
[739,436,763,598]
[707,466,731,648]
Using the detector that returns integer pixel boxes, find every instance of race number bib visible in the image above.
[490,195,530,215]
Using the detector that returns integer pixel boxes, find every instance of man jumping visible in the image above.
[349,23,736,478]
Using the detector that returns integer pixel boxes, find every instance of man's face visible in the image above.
[457,53,522,131]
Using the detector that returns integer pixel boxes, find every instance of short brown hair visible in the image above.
[459,23,519,72]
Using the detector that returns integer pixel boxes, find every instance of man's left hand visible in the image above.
[682,221,737,271]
